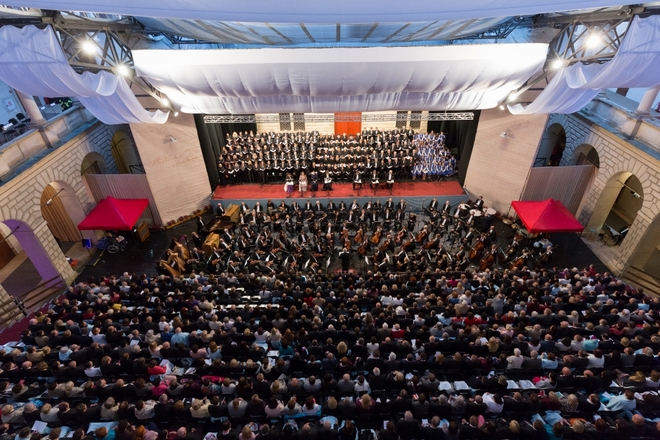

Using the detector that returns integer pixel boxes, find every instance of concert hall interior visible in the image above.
[1,1,660,439]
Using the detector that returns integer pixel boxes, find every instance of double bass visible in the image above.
[508,252,527,270]
[479,249,495,271]
[468,240,485,260]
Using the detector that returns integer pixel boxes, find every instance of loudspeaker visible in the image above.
[82,238,92,248]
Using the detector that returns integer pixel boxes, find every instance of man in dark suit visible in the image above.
[396,411,420,440]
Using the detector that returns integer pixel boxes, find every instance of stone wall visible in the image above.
[0,120,125,323]
[546,112,660,273]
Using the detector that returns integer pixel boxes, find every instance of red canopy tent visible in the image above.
[78,196,149,230]
[511,198,584,234]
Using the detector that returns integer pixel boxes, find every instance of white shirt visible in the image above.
[482,393,504,413]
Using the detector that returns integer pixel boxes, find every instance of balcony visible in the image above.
[0,105,97,183]
[580,90,660,161]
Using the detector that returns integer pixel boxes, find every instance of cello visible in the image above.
[357,237,369,255]
[354,229,364,244]
[371,228,382,244]
[379,238,391,252]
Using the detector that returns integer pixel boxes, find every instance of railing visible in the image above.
[533,157,547,167]
[129,164,145,174]
[18,275,67,311]
[0,105,96,182]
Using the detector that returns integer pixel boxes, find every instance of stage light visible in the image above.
[174,112,179,117]
[499,105,505,110]
[160,98,169,106]
[507,92,519,103]
[551,59,564,69]
[82,40,96,54]
[116,64,130,76]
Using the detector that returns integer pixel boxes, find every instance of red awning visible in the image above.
[78,196,149,231]
[511,198,584,234]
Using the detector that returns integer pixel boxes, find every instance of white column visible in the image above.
[634,85,660,116]
[15,90,46,126]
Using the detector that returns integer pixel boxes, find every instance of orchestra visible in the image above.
[169,194,558,277]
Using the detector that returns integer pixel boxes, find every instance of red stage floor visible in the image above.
[213,180,464,200]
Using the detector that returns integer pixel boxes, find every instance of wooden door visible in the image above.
[0,232,16,270]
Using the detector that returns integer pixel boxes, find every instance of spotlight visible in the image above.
[116,64,131,76]
[507,92,519,103]
[82,40,96,54]
[551,59,564,69]
[160,98,169,107]
[174,112,179,117]
[499,105,505,110]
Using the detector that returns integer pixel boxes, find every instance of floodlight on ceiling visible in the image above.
[587,33,602,49]
[115,64,131,77]
[551,59,564,70]
[81,40,96,54]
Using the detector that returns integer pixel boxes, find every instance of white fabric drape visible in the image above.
[133,44,548,114]
[0,25,168,124]
[0,0,636,23]
[510,16,660,115]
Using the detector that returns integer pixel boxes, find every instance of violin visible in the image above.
[423,237,437,249]
[415,230,428,243]
[394,229,406,244]
[354,229,364,244]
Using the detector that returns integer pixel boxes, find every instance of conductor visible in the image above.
[339,247,351,272]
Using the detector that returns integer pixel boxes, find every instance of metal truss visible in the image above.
[460,17,526,40]
[49,13,176,110]
[204,112,474,124]
[0,10,175,111]
[510,12,638,99]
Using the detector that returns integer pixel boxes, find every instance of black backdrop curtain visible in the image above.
[427,110,480,185]
[194,115,257,188]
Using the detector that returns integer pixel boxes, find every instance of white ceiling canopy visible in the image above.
[0,0,637,23]
[133,44,548,114]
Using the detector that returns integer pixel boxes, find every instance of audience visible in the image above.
[0,263,659,440]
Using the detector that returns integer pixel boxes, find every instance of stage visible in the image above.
[211,180,468,212]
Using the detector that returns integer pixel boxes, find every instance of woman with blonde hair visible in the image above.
[240,425,255,440]
[356,394,374,415]
[487,337,499,354]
